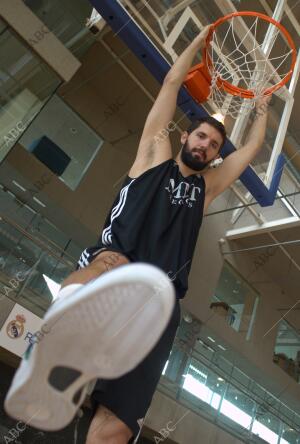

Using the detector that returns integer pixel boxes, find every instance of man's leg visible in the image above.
[86,297,181,444]
[86,406,133,444]
[5,248,175,437]
[63,251,134,443]
[61,250,129,288]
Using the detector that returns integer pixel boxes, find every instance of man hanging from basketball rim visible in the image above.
[5,25,271,444]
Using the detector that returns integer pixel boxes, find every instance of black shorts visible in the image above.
[76,247,182,442]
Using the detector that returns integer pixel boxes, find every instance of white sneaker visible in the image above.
[4,263,175,431]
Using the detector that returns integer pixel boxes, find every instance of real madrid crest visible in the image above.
[6,314,26,339]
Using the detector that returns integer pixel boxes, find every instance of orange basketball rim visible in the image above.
[185,11,297,102]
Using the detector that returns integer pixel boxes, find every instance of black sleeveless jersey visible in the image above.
[98,159,206,299]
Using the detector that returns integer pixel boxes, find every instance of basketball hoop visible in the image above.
[184,11,297,118]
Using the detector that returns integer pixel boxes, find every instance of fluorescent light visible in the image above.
[217,344,227,351]
[212,113,225,124]
[189,365,207,379]
[33,197,46,207]
[207,336,216,343]
[12,180,26,191]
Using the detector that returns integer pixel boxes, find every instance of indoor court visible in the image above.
[0,1,299,443]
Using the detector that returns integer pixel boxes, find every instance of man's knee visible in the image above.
[86,406,133,444]
[92,251,129,272]
[86,430,130,444]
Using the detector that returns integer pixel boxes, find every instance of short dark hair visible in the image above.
[187,116,226,149]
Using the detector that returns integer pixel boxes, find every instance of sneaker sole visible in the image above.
[4,263,175,430]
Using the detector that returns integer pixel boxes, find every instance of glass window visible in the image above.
[157,302,300,441]
[279,403,297,426]
[210,261,259,337]
[213,354,233,381]
[194,338,215,361]
[0,185,81,261]
[206,368,227,410]
[183,358,226,410]
[280,424,300,444]
[220,384,255,430]
[19,94,104,190]
[163,344,187,382]
[24,0,96,59]
[0,20,61,163]
[274,320,300,383]
[252,410,281,444]
[158,310,300,441]
[252,381,267,402]
[0,191,78,317]
[231,367,251,390]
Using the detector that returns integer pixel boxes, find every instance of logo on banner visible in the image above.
[6,315,26,339]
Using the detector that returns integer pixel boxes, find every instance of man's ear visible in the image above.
[181,131,188,145]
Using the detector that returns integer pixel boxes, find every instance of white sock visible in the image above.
[56,283,83,300]
[53,278,100,306]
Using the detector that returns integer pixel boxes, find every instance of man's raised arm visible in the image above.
[204,96,270,203]
[129,26,211,178]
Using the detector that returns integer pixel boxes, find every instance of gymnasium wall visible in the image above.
[1,26,300,436]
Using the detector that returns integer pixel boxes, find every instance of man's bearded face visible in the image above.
[180,123,223,171]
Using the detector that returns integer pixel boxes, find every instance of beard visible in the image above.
[180,140,210,171]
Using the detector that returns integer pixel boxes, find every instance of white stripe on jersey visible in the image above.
[102,192,126,245]
[78,250,89,267]
[102,179,135,246]
[83,249,90,260]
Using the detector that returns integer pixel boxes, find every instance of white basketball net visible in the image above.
[206,15,294,118]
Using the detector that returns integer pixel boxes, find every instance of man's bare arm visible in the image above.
[204,96,270,203]
[129,26,211,178]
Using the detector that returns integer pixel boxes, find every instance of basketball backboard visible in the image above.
[89,0,300,207]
